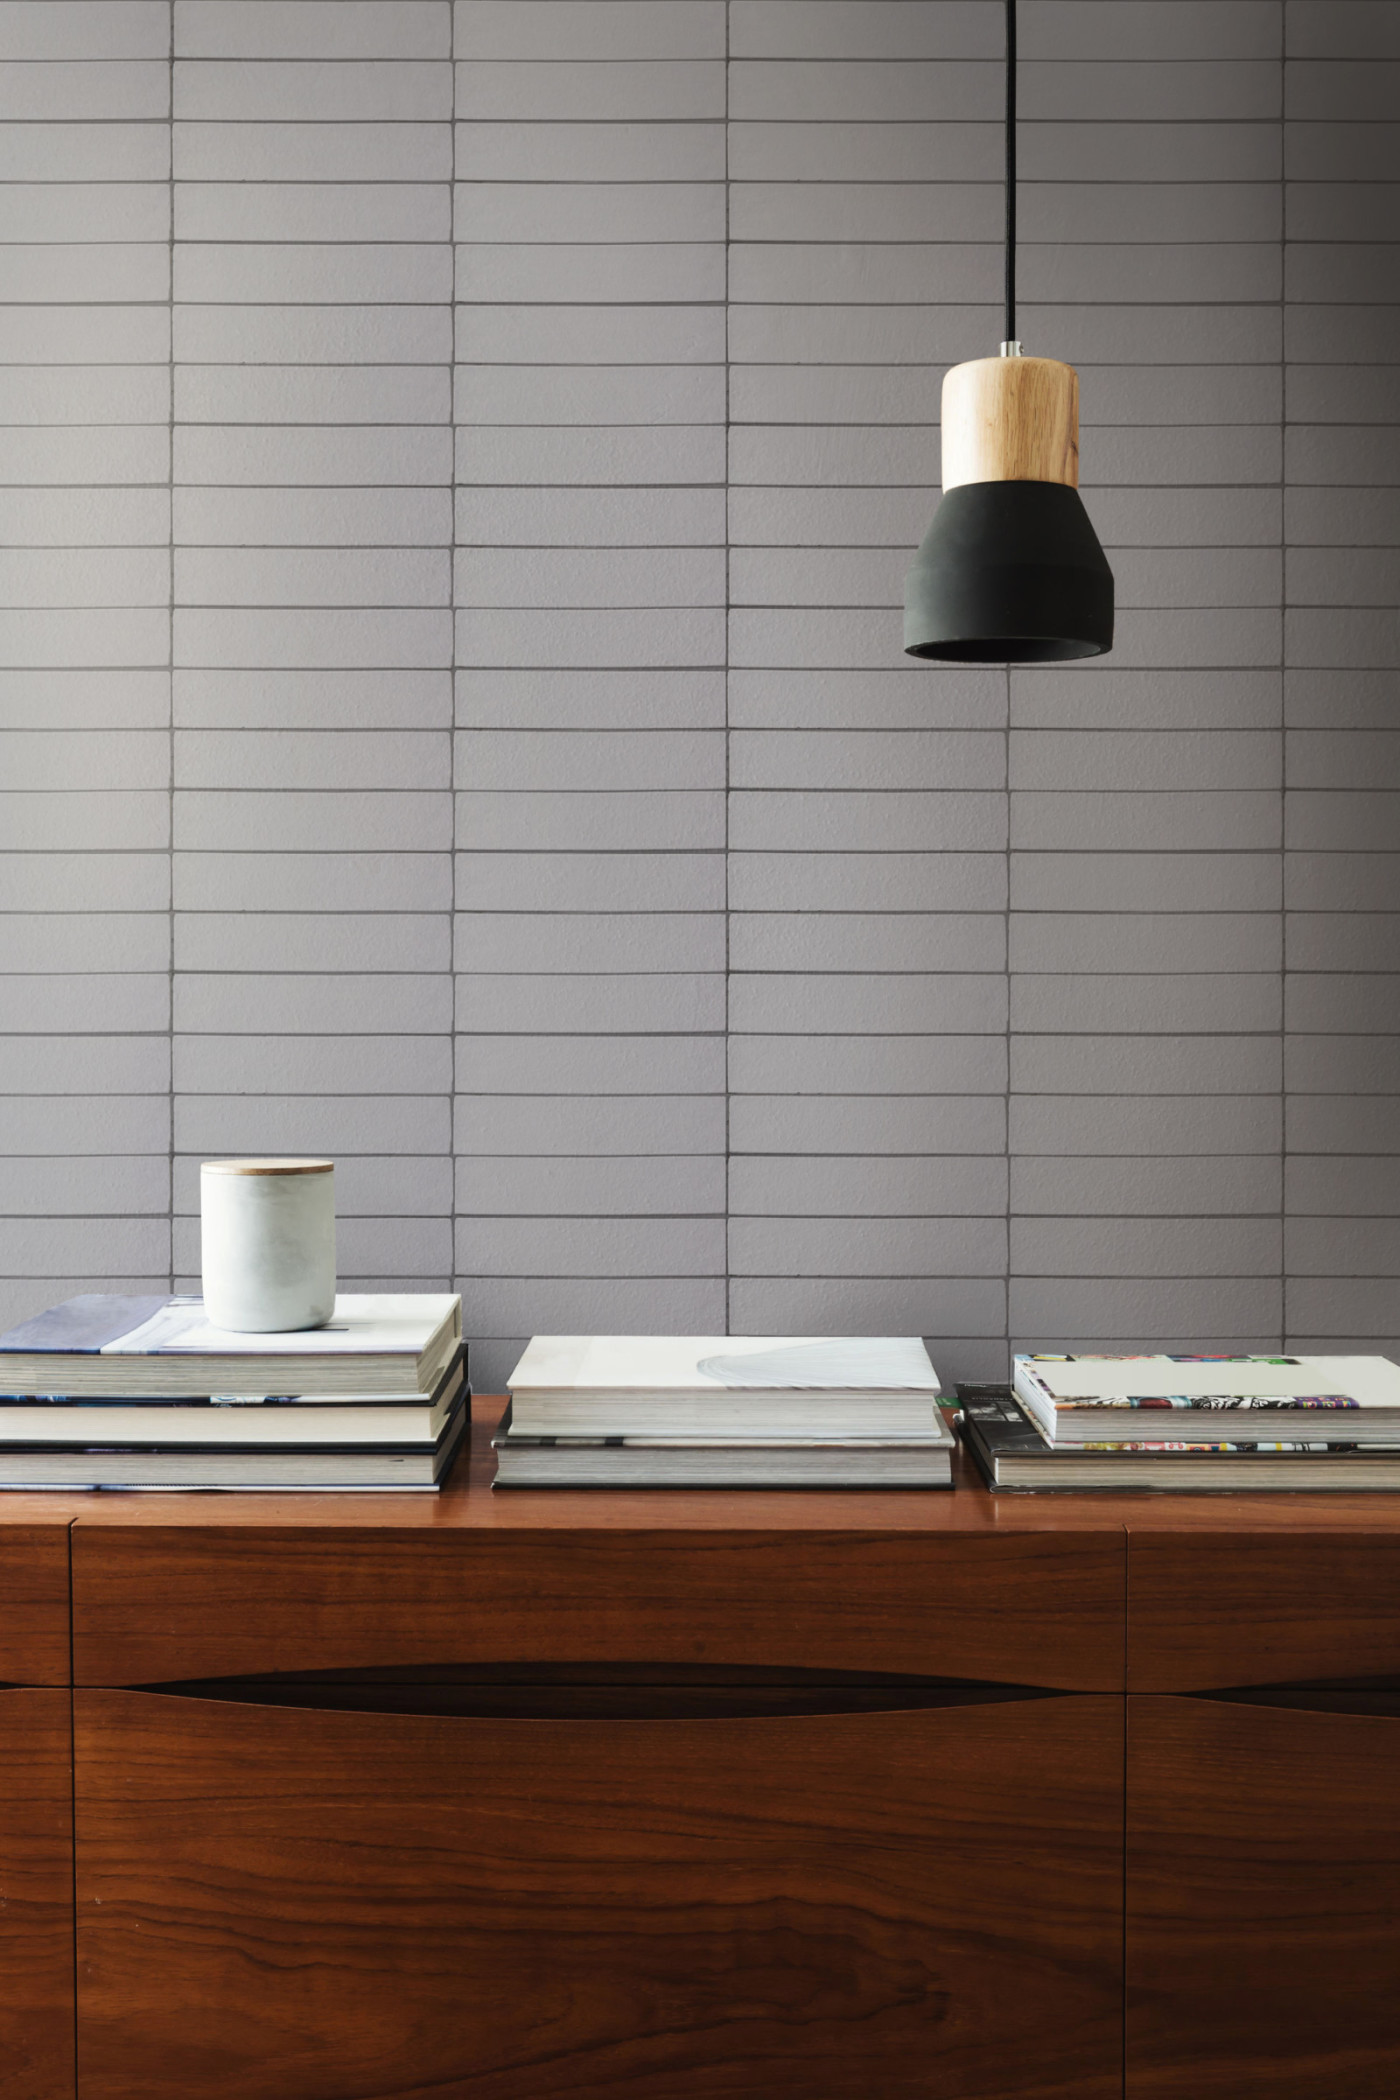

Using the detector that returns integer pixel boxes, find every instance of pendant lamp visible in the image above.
[904,0,1114,662]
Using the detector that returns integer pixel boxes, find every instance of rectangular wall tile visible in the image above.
[170,5,454,1295]
[0,0,1392,1383]
[0,8,172,1316]
[1284,0,1400,1347]
[454,17,726,1333]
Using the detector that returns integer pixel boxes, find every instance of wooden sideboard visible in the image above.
[4,1406,1400,2097]
[0,1510,78,2100]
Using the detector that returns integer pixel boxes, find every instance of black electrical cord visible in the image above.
[1004,0,1016,346]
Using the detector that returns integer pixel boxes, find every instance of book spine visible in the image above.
[959,1424,1001,1490]
[1010,1365,1057,1442]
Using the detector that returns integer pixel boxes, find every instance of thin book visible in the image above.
[1013,1353,1400,1447]
[0,1351,467,1447]
[508,1334,942,1438]
[0,1400,469,1492]
[0,1293,462,1398]
[492,1400,954,1489]
[961,1388,1400,1493]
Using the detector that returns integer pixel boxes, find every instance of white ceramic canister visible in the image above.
[200,1158,336,1332]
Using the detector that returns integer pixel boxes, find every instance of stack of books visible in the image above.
[493,1334,953,1487]
[961,1351,1400,1492]
[0,1292,467,1490]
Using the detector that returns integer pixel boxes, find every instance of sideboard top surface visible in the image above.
[4,1397,1397,1537]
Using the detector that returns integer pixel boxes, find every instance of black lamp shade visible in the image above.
[903,479,1114,664]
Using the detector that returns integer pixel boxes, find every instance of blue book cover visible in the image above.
[0,1295,176,1354]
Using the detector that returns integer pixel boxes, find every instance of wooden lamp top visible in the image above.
[941,355,1079,492]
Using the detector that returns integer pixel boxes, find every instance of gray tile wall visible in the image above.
[0,0,1395,1388]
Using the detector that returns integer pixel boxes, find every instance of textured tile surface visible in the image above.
[0,0,1393,1382]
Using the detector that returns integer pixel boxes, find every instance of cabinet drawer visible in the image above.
[1128,1692,1400,2097]
[0,1526,71,1684]
[0,1688,74,2100]
[72,1526,1125,1691]
[76,1686,1123,2100]
[1128,1530,1400,1692]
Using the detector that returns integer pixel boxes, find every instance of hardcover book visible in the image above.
[0,1293,462,1397]
[1013,1353,1400,1447]
[508,1333,942,1438]
[960,1387,1400,1492]
[0,1395,469,1492]
[493,1401,953,1489]
[0,1352,467,1446]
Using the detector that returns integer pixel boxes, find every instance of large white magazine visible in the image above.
[513,1335,940,1394]
[508,1335,943,1439]
[1015,1352,1400,1447]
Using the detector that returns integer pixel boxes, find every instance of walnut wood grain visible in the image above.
[0,1688,74,2099]
[1128,1530,1400,1691]
[72,1524,1124,1692]
[1128,1693,1400,2097]
[0,1525,71,1685]
[68,1403,1400,1698]
[69,1399,1126,1691]
[76,1687,1122,2100]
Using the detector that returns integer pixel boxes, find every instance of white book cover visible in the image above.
[1016,1353,1400,1407]
[104,1294,461,1358]
[511,1335,940,1395]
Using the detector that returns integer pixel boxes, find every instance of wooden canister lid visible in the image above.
[201,1158,335,1176]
